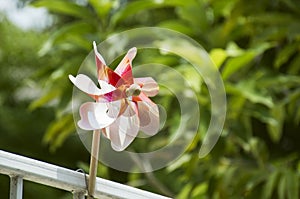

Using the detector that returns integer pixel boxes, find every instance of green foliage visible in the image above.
[1,0,299,198]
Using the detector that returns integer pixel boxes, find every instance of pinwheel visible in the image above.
[69,42,160,198]
[69,42,160,151]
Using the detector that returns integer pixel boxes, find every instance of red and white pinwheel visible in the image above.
[69,42,160,151]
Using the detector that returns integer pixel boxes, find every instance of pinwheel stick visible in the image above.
[87,129,101,198]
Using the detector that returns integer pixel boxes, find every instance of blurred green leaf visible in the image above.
[209,48,227,68]
[263,170,279,198]
[191,183,208,199]
[275,43,299,69]
[288,54,300,75]
[249,138,268,167]
[111,0,189,25]
[43,113,74,151]
[177,183,193,199]
[222,51,255,79]
[267,104,285,142]
[286,169,299,199]
[88,0,115,18]
[39,21,95,55]
[278,172,287,199]
[176,1,212,33]
[167,154,191,172]
[32,0,94,19]
[222,43,273,79]
[281,0,300,14]
[211,0,239,18]
[227,80,274,108]
[159,20,194,36]
[225,42,245,57]
[248,12,294,26]
[245,170,267,192]
[177,64,203,92]
[29,89,61,111]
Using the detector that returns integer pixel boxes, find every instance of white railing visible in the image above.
[0,150,172,199]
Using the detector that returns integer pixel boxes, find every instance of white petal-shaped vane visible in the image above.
[104,102,140,151]
[134,77,159,97]
[93,41,106,66]
[77,102,120,130]
[137,101,160,136]
[115,47,137,77]
[69,74,115,96]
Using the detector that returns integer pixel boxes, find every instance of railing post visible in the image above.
[73,191,86,199]
[10,176,23,199]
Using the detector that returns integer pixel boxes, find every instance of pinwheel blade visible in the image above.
[137,101,159,136]
[77,101,120,130]
[104,101,140,151]
[93,41,124,86]
[114,47,137,85]
[134,77,159,97]
[69,74,115,99]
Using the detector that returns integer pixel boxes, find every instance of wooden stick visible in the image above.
[87,129,101,198]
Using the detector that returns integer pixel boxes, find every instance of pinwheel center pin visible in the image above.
[125,84,141,97]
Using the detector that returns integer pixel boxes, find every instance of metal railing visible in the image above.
[0,150,171,199]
